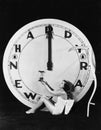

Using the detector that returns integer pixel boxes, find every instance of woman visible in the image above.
[26,80,75,115]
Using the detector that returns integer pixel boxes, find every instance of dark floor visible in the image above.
[0,100,101,130]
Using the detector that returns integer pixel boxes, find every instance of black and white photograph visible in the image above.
[0,0,100,130]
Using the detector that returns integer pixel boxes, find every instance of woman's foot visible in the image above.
[26,108,35,114]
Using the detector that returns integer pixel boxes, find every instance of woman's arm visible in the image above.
[41,80,65,96]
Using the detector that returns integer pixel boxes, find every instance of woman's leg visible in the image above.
[26,97,55,114]
[41,97,55,114]
[26,99,43,114]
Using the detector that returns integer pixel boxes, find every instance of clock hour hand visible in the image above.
[45,25,53,71]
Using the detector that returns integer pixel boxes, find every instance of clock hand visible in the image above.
[46,25,53,71]
[39,77,54,91]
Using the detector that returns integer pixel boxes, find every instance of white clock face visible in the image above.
[3,19,95,108]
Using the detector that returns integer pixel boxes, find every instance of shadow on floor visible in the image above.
[0,101,101,130]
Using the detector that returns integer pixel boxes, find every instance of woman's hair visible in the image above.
[63,80,75,99]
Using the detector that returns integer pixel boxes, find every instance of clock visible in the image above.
[3,19,97,116]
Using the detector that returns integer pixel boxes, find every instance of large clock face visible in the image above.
[3,19,95,108]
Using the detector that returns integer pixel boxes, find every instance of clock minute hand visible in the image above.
[46,25,53,71]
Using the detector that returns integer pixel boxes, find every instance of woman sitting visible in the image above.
[26,80,75,115]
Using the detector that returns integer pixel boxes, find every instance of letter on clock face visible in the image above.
[80,62,88,70]
[15,44,21,53]
[15,80,22,88]
[10,61,18,69]
[24,92,37,100]
[64,30,72,38]
[45,25,53,34]
[27,31,34,39]
[75,80,83,87]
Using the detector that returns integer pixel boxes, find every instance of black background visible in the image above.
[0,0,101,130]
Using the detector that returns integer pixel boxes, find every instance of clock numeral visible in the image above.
[80,62,88,70]
[10,61,18,69]
[75,80,83,87]
[64,30,72,38]
[27,31,34,39]
[15,80,22,88]
[24,92,37,100]
[15,44,21,53]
